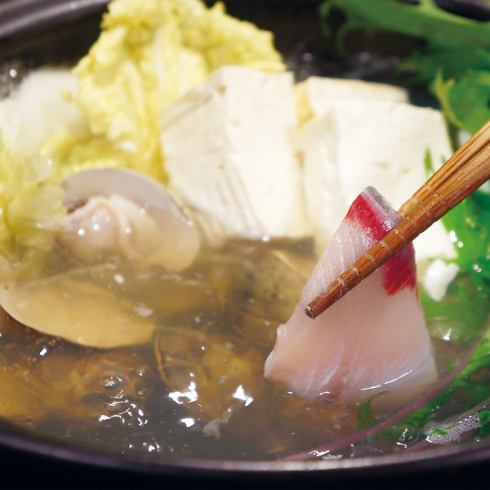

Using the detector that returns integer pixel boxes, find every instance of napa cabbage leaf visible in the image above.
[0,0,284,270]
[63,0,285,182]
[0,146,66,276]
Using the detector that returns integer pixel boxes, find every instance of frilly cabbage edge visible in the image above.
[0,0,284,272]
[0,147,66,276]
[69,0,284,182]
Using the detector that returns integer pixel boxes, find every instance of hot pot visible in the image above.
[0,0,488,486]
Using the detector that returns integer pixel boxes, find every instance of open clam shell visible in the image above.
[0,270,155,348]
[60,168,201,271]
[0,168,201,348]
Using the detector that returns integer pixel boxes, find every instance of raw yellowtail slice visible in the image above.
[265,187,438,410]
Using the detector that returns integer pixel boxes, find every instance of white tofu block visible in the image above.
[297,99,456,262]
[297,76,408,124]
[161,66,308,242]
[422,259,459,301]
[0,69,82,157]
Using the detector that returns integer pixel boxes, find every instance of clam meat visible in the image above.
[60,168,200,271]
[0,168,201,348]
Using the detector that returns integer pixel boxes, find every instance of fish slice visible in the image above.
[306,120,490,319]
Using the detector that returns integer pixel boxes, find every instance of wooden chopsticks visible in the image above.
[305,120,490,319]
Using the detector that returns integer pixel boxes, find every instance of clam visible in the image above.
[0,255,12,279]
[60,168,201,271]
[0,305,31,347]
[0,271,155,348]
[0,168,201,348]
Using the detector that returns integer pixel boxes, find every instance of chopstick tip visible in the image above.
[304,304,318,319]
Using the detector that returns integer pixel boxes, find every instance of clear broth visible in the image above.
[0,235,479,460]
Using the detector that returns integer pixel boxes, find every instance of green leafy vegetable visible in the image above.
[382,339,490,445]
[321,0,490,446]
[383,203,490,444]
[320,0,490,49]
[477,409,490,439]
[434,70,490,132]
[430,428,448,437]
[320,0,490,133]
[357,391,388,429]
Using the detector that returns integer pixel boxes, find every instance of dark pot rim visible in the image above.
[1,418,490,477]
[0,0,489,478]
[0,0,108,40]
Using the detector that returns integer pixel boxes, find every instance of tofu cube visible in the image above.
[297,99,455,261]
[297,76,408,125]
[161,66,308,242]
